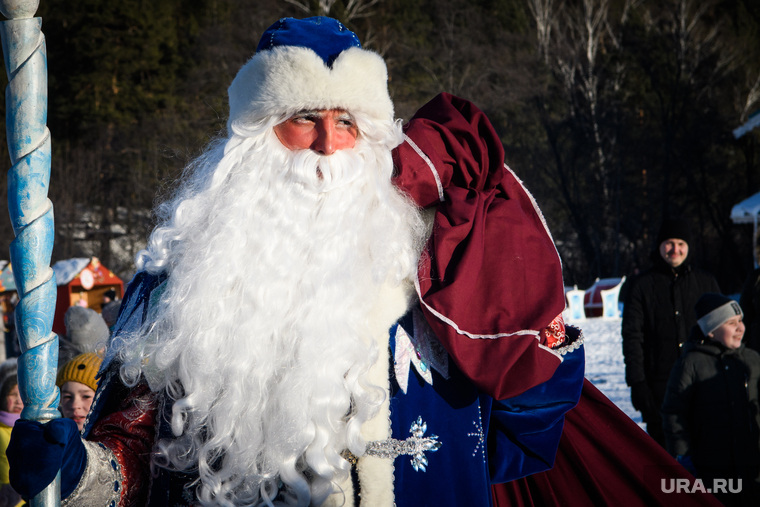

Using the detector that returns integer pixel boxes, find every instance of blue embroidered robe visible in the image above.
[86,272,584,506]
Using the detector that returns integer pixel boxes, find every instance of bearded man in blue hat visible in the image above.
[6,17,721,507]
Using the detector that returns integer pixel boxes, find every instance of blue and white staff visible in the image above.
[0,0,59,506]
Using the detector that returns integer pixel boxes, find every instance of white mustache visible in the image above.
[291,147,364,192]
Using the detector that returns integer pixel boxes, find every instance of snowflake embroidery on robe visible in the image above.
[364,416,442,472]
[468,408,486,461]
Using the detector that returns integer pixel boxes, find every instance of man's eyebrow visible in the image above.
[294,109,320,116]
[292,109,353,117]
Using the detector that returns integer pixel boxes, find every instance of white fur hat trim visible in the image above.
[228,46,394,130]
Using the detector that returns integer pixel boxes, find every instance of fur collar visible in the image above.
[324,280,415,506]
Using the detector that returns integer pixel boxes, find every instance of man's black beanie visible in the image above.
[656,218,692,246]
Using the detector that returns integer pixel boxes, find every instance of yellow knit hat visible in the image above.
[56,352,102,392]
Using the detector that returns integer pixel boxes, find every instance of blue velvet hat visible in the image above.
[256,17,361,67]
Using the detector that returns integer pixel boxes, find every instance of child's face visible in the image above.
[60,381,95,431]
[3,384,22,414]
[709,316,745,350]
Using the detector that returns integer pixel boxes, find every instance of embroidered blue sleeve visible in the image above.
[487,327,585,483]
[83,270,167,437]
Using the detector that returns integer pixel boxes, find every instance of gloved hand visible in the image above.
[8,418,87,499]
[629,381,657,417]
[676,454,696,475]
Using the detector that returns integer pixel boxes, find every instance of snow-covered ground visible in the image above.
[572,316,645,429]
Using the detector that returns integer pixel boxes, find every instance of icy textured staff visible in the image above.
[0,0,59,506]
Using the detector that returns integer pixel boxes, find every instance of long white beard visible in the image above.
[120,121,425,506]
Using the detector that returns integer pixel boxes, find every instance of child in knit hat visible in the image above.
[662,293,760,506]
[56,352,102,431]
[59,306,109,368]
[0,359,21,506]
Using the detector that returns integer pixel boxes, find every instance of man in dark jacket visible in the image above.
[622,218,720,446]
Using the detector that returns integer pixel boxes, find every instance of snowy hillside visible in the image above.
[573,316,645,429]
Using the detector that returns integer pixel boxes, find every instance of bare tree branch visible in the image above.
[282,0,381,22]
[741,72,760,120]
[527,0,554,63]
